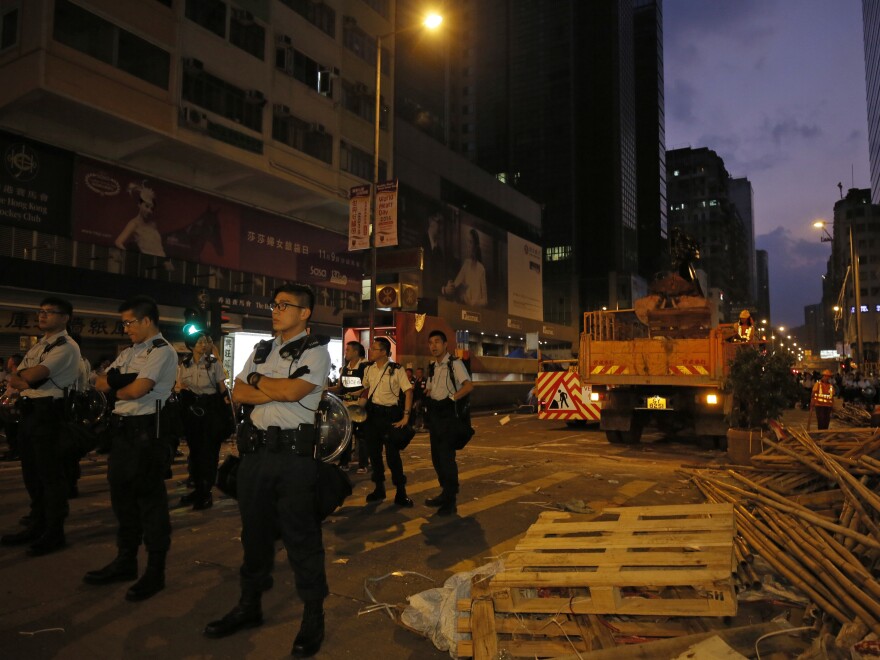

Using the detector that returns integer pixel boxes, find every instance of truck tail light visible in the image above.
[706,393,718,405]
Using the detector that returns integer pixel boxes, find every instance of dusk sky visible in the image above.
[663,0,871,331]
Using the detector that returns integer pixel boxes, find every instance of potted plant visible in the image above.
[723,346,800,464]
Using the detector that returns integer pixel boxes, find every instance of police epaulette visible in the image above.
[152,338,169,348]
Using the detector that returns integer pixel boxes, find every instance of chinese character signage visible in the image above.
[375,179,398,247]
[0,310,127,339]
[348,184,370,251]
[0,131,73,235]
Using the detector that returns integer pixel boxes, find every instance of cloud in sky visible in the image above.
[664,0,869,328]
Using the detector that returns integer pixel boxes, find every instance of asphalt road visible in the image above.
[0,412,771,660]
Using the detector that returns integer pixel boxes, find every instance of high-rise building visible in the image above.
[634,0,668,281]
[865,0,880,204]
[728,177,757,303]
[666,147,751,317]
[755,249,770,323]
[403,0,661,327]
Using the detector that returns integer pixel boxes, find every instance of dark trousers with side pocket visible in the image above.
[19,399,70,531]
[107,416,172,554]
[237,448,328,601]
[427,401,459,499]
[363,404,406,488]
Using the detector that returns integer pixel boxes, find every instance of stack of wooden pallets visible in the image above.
[456,503,736,659]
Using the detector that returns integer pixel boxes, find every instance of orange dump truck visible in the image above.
[580,308,740,444]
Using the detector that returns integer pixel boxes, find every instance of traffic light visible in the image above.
[182,307,205,337]
[209,302,230,340]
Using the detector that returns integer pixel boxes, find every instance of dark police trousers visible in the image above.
[427,399,459,499]
[237,446,328,601]
[363,404,406,488]
[182,394,224,495]
[19,398,70,531]
[107,414,172,553]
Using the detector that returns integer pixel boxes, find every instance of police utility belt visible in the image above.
[19,396,65,415]
[236,420,316,456]
[109,412,157,431]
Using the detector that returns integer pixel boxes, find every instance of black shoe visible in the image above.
[192,493,213,510]
[424,495,448,507]
[291,612,325,657]
[204,603,263,638]
[27,530,66,557]
[83,557,139,585]
[394,491,414,507]
[125,567,165,601]
[179,491,197,506]
[1,526,44,546]
[365,486,386,503]
[436,501,457,516]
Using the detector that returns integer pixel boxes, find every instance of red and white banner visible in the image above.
[348,184,371,251]
[375,179,398,247]
[536,371,601,421]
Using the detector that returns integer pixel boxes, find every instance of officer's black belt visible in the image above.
[237,423,316,456]
[19,396,64,415]
[110,413,157,430]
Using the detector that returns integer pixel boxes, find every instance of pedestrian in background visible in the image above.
[810,369,836,431]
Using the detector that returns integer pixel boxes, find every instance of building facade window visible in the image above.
[278,0,335,37]
[359,0,389,18]
[53,0,170,89]
[340,140,385,181]
[1,7,19,51]
[185,0,226,38]
[340,80,388,128]
[275,45,331,93]
[182,69,263,132]
[545,245,572,262]
[272,115,332,164]
[230,9,265,59]
[342,17,389,73]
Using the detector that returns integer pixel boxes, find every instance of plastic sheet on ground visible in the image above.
[400,559,504,657]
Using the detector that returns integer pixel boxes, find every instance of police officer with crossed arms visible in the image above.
[203,283,330,658]
[84,295,178,602]
[0,296,81,556]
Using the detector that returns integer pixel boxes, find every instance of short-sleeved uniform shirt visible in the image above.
[236,332,330,431]
[178,356,226,395]
[19,330,81,400]
[427,353,471,401]
[109,332,178,416]
[362,361,412,407]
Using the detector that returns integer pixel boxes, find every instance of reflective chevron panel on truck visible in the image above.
[590,364,631,376]
[536,371,601,421]
[668,364,710,376]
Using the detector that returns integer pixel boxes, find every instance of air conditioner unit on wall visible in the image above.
[245,89,266,105]
[273,103,291,117]
[179,105,207,131]
[232,9,254,25]
[183,57,204,73]
[310,123,326,134]
[276,34,292,47]
[355,82,369,95]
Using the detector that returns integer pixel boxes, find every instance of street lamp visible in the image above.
[367,12,443,339]
[814,218,862,366]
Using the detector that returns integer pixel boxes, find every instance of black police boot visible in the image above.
[126,552,166,601]
[193,488,213,510]
[394,487,414,508]
[424,493,449,507]
[365,485,386,502]
[84,549,139,585]
[1,524,44,546]
[27,526,66,557]
[178,491,198,506]
[292,599,325,658]
[436,498,458,517]
[204,594,263,638]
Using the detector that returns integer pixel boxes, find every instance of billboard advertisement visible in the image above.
[0,132,74,236]
[507,233,543,321]
[71,158,361,292]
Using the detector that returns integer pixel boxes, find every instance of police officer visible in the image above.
[0,297,81,556]
[358,337,414,507]
[425,330,474,516]
[83,296,178,602]
[203,284,329,659]
[328,340,368,471]
[176,331,228,510]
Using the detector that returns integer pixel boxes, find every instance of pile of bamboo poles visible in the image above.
[833,402,872,427]
[685,424,880,638]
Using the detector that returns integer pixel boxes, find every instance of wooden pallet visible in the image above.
[456,504,736,659]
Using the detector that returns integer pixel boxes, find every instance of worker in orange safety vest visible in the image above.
[810,369,836,430]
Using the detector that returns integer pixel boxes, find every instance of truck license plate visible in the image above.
[647,396,666,410]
